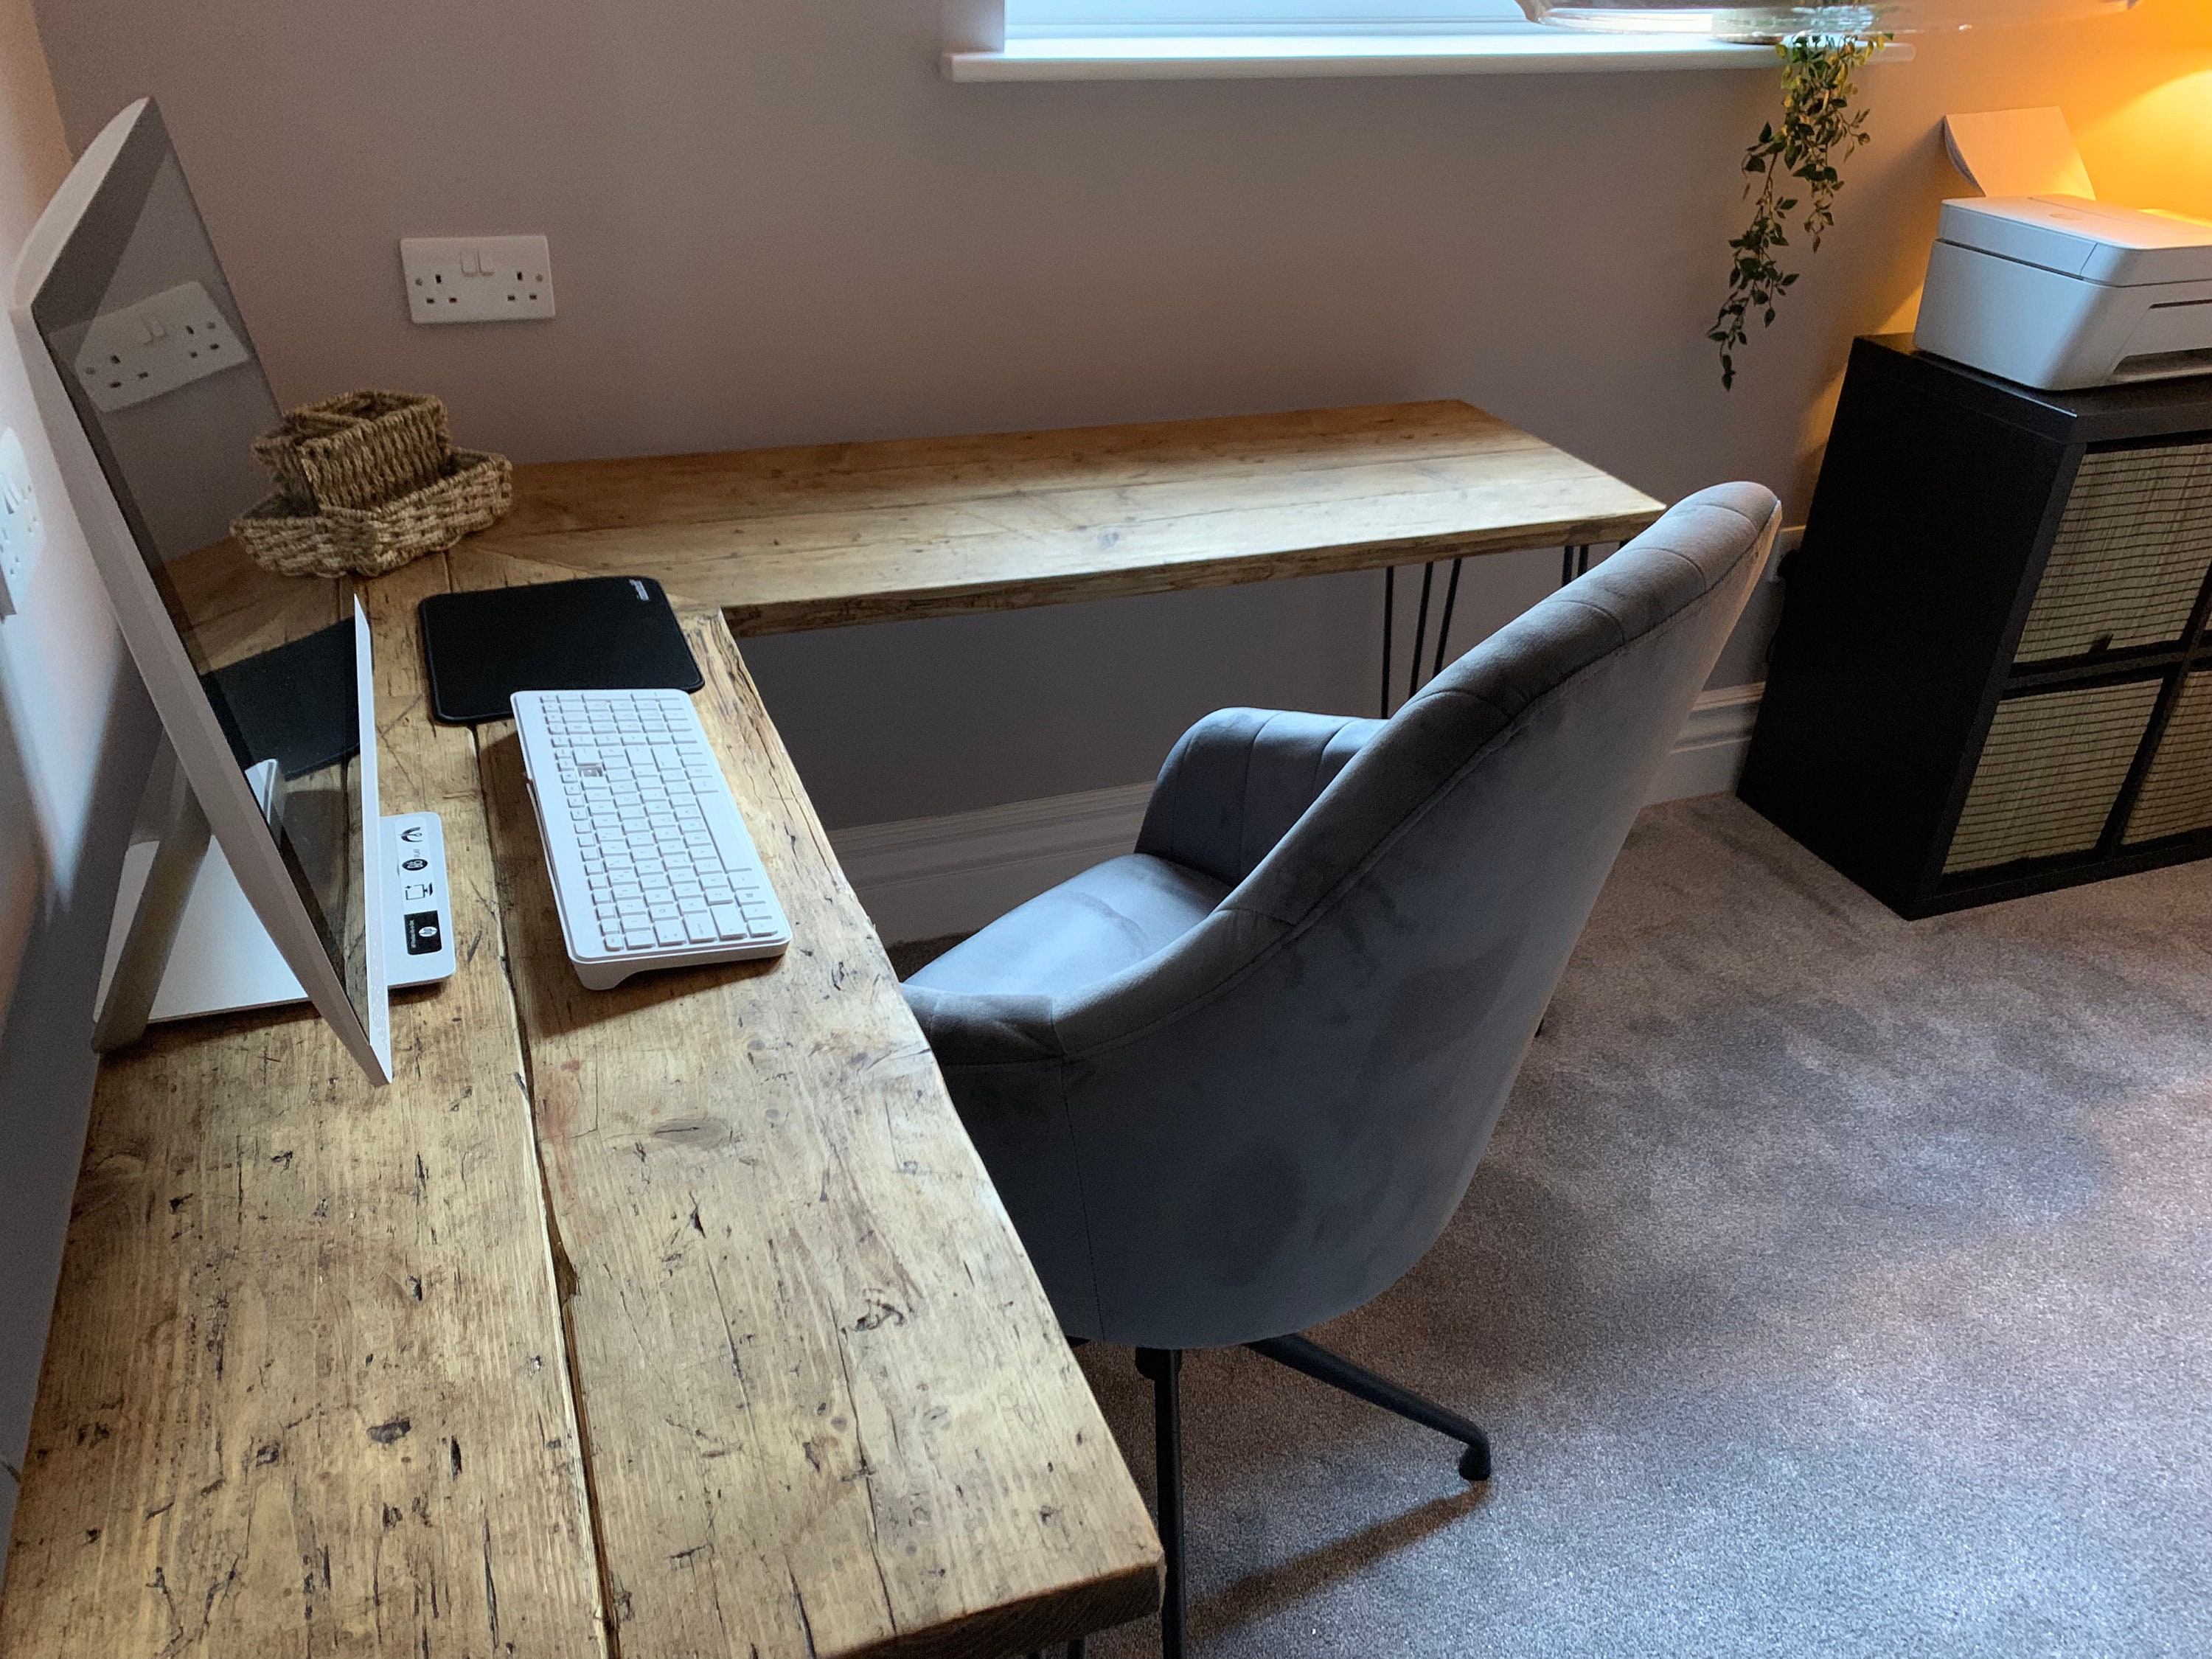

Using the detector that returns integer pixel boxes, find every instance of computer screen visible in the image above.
[21,105,377,1046]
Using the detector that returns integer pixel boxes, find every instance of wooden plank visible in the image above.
[453,545,1161,1658]
[0,554,608,1658]
[152,535,355,672]
[470,401,1664,633]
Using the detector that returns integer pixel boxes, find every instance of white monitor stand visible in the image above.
[93,735,456,1052]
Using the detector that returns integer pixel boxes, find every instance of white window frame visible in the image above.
[949,0,1910,79]
[1006,1,1536,35]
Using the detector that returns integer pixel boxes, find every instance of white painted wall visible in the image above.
[27,1,2212,832]
[0,0,160,1564]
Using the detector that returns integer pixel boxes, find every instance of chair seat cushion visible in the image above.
[905,853,1228,1002]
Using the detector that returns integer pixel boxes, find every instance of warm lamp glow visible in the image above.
[2079,69,2212,213]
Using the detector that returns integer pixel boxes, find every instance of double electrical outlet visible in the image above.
[400,235,555,324]
[0,427,46,619]
[73,280,250,413]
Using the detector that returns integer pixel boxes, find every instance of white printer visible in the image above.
[1914,195,2212,391]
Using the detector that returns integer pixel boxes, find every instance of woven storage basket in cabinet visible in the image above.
[1740,338,2212,918]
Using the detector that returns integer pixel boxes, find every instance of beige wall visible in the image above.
[29,0,2212,827]
[0,0,161,1568]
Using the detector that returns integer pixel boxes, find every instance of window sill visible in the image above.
[945,32,1911,80]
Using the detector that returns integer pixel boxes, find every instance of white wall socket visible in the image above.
[0,427,47,619]
[72,280,251,413]
[400,235,555,324]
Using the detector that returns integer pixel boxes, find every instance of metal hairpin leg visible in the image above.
[1380,565,1395,717]
[1407,560,1436,703]
[1432,557,1464,681]
[1382,557,1469,714]
[1560,543,1592,587]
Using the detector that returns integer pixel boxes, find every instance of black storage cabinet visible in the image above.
[1739,335,2212,918]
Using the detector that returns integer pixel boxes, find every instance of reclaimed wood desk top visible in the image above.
[470,401,1666,633]
[4,397,1655,1655]
[0,551,1161,1658]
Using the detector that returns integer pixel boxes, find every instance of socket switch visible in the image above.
[0,428,47,619]
[400,235,554,324]
[73,280,251,413]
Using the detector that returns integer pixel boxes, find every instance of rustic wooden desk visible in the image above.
[0,550,1161,1658]
[470,401,1665,635]
[3,397,1660,1658]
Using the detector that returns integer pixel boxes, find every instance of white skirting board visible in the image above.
[832,682,1766,945]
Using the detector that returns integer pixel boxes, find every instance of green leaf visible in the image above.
[1708,33,1874,388]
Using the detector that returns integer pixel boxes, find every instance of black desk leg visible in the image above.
[1407,561,1437,703]
[1380,565,1395,717]
[1431,557,1464,681]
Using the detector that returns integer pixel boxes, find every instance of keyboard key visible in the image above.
[654,919,685,947]
[712,903,745,939]
[684,914,714,944]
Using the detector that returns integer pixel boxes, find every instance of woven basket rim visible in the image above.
[234,448,505,529]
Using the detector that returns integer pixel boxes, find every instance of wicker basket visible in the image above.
[251,389,451,511]
[232,450,513,578]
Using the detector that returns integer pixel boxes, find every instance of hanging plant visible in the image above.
[1709,35,1882,390]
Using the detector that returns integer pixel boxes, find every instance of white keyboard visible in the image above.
[512,688,790,990]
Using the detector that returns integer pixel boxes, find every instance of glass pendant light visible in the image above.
[1514,0,2134,44]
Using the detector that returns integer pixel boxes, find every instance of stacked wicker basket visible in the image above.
[231,390,510,578]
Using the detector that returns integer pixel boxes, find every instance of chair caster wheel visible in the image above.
[1459,1444,1491,1483]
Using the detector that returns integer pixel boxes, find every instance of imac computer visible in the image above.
[9,99,453,1086]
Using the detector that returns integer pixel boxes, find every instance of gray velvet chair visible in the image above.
[905,484,1780,1659]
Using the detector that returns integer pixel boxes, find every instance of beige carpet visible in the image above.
[887,933,969,981]
[903,793,2212,1658]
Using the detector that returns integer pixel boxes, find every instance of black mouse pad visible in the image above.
[419,575,704,724]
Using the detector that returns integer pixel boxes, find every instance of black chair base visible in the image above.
[1130,1337,1489,1659]
[1246,1334,1492,1482]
